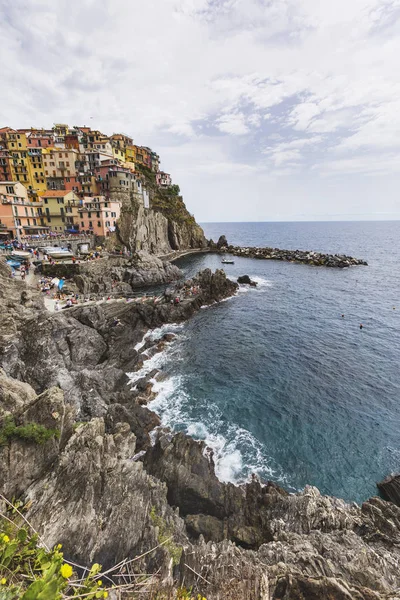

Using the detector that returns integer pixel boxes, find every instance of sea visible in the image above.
[136,221,400,504]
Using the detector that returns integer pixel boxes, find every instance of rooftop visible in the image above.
[39,190,76,197]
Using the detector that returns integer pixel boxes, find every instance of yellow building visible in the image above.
[0,128,46,197]
[125,145,136,167]
[39,190,80,232]
[112,145,125,162]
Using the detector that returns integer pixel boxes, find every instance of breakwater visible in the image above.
[224,245,368,267]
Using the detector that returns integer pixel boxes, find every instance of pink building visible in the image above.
[78,196,121,236]
[156,171,172,187]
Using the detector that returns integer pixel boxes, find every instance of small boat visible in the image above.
[221,258,235,264]
[43,247,74,260]
[46,250,74,260]
[11,250,31,260]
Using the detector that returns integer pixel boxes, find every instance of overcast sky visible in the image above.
[1,0,400,222]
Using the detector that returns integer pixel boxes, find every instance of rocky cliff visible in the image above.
[115,170,208,254]
[1,258,400,599]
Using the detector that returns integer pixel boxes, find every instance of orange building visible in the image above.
[78,196,120,236]
[0,182,48,239]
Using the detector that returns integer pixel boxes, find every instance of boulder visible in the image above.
[217,235,228,249]
[238,275,257,286]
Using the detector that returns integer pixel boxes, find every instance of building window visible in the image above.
[111,212,116,218]
[96,212,100,218]
[25,207,28,216]
[27,219,30,226]
[97,221,101,227]
[44,199,48,204]
[89,221,93,228]
[81,222,84,228]
[88,212,91,218]
[6,185,14,194]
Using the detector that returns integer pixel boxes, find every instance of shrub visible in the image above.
[0,417,60,446]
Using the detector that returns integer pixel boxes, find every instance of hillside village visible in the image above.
[0,124,173,240]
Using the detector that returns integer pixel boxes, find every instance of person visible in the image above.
[360,324,363,329]
[62,298,72,309]
[20,265,26,280]
[55,301,60,311]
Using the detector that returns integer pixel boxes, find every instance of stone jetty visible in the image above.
[223,245,368,267]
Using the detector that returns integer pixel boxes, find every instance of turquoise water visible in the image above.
[148,222,400,503]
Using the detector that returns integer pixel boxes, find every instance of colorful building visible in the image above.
[42,148,78,179]
[39,190,80,232]
[156,171,172,187]
[0,149,13,181]
[78,196,121,236]
[0,182,48,239]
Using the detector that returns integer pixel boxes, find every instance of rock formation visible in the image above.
[2,256,400,599]
[377,474,400,507]
[115,175,207,255]
[225,245,368,267]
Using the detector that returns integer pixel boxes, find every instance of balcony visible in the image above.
[2,198,43,207]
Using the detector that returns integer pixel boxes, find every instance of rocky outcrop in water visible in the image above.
[225,246,368,267]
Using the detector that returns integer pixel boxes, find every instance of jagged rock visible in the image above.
[238,275,257,286]
[105,402,160,451]
[117,198,207,255]
[25,418,187,573]
[217,235,228,249]
[377,474,400,507]
[73,252,182,295]
[0,374,75,499]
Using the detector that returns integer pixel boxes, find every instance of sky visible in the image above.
[1,0,400,222]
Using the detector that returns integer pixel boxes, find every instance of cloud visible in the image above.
[1,0,400,220]
[216,113,249,135]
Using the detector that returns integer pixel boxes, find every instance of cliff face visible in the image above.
[114,171,208,254]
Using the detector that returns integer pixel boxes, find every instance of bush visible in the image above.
[0,418,59,446]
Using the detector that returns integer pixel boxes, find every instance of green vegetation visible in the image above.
[0,504,109,599]
[176,588,207,600]
[149,506,183,567]
[136,164,196,227]
[151,187,196,227]
[0,417,59,446]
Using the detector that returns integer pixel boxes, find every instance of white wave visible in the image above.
[128,327,183,386]
[148,374,281,485]
[250,276,273,288]
[133,322,185,352]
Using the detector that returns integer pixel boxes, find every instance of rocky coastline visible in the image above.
[1,251,400,599]
[222,244,368,267]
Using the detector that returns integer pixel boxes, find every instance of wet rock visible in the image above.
[377,473,400,506]
[217,235,228,249]
[238,275,258,286]
[227,246,368,268]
